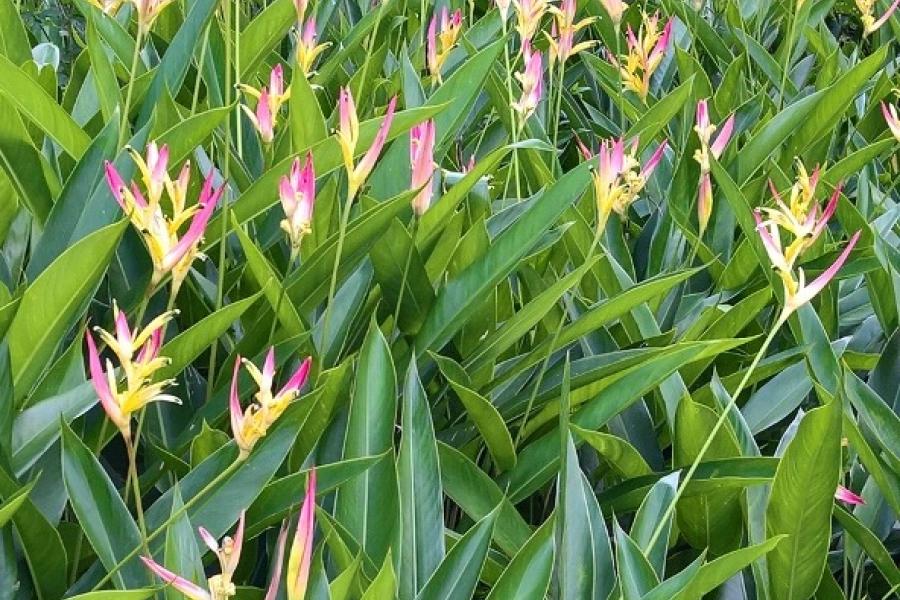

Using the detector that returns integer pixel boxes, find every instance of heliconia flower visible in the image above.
[511,42,543,123]
[496,0,512,21]
[294,0,308,22]
[513,0,550,43]
[86,307,178,437]
[693,99,735,235]
[835,485,865,506]
[230,350,313,458]
[587,136,667,232]
[87,0,124,15]
[141,556,212,600]
[264,521,290,600]
[295,18,330,77]
[128,142,170,206]
[546,0,596,65]
[131,0,176,34]
[855,0,900,34]
[755,210,860,319]
[199,512,245,597]
[410,119,437,216]
[427,8,464,84]
[336,89,398,198]
[286,470,317,600]
[609,13,672,100]
[165,161,193,218]
[142,512,246,600]
[882,101,900,141]
[279,152,316,251]
[599,0,627,25]
[239,65,291,144]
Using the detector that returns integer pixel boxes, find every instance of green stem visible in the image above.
[90,458,244,591]
[391,217,419,337]
[191,23,212,116]
[643,317,786,553]
[319,190,355,364]
[119,27,144,148]
[551,59,566,176]
[500,20,522,201]
[207,0,235,402]
[124,433,150,557]
[776,11,796,110]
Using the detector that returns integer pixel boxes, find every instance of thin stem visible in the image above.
[551,59,566,176]
[319,190,356,364]
[391,217,419,337]
[234,0,243,159]
[500,20,522,201]
[119,27,144,148]
[191,23,212,116]
[207,0,235,402]
[776,11,796,110]
[266,247,300,346]
[644,317,786,553]
[124,433,150,557]
[90,458,244,591]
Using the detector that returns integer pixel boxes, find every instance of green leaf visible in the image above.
[766,395,841,600]
[674,536,786,600]
[0,53,91,158]
[557,431,615,600]
[238,0,295,78]
[572,425,651,479]
[443,372,516,472]
[361,552,398,600]
[64,591,159,600]
[416,508,498,600]
[833,505,900,588]
[0,479,33,528]
[485,516,555,600]
[8,220,127,402]
[162,489,203,600]
[616,521,659,600]
[61,421,147,589]
[437,442,532,557]
[162,295,261,378]
[625,77,693,149]
[290,68,328,151]
[631,472,679,577]
[415,161,592,355]
[335,319,398,564]
[395,358,444,599]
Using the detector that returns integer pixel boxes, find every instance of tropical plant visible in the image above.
[0,0,898,598]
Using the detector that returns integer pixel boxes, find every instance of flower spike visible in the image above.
[286,469,317,600]
[693,99,736,235]
[279,152,316,251]
[856,0,900,34]
[835,485,865,506]
[337,90,397,199]
[141,557,212,600]
[410,119,437,216]
[427,8,463,83]
[511,41,544,124]
[882,101,900,141]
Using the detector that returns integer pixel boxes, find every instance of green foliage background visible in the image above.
[0,0,898,598]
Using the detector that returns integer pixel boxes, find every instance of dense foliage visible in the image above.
[0,0,898,598]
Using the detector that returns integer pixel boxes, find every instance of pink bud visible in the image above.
[834,484,865,506]
[141,556,211,600]
[410,119,437,215]
[85,329,126,432]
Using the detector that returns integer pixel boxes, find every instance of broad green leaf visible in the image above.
[416,508,498,600]
[485,516,555,600]
[572,425,652,479]
[415,161,592,355]
[155,292,262,381]
[766,395,841,600]
[615,522,659,600]
[832,505,900,588]
[445,376,516,472]
[361,552,397,600]
[395,358,444,599]
[61,421,147,589]
[631,472,679,576]
[0,479,32,528]
[673,536,787,600]
[335,320,398,564]
[0,53,91,158]
[8,220,127,402]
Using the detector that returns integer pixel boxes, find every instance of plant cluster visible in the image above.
[0,0,898,598]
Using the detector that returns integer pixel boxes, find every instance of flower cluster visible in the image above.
[513,0,549,43]
[883,101,900,141]
[410,120,437,215]
[105,142,223,297]
[279,153,317,253]
[693,99,735,236]
[142,512,245,600]
[86,305,178,438]
[230,349,313,459]
[855,0,900,35]
[336,88,398,198]
[754,164,860,319]
[295,18,330,77]
[579,136,667,232]
[239,65,292,145]
[546,0,596,65]
[88,0,174,32]
[427,8,464,84]
[609,13,672,100]
[511,41,544,124]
